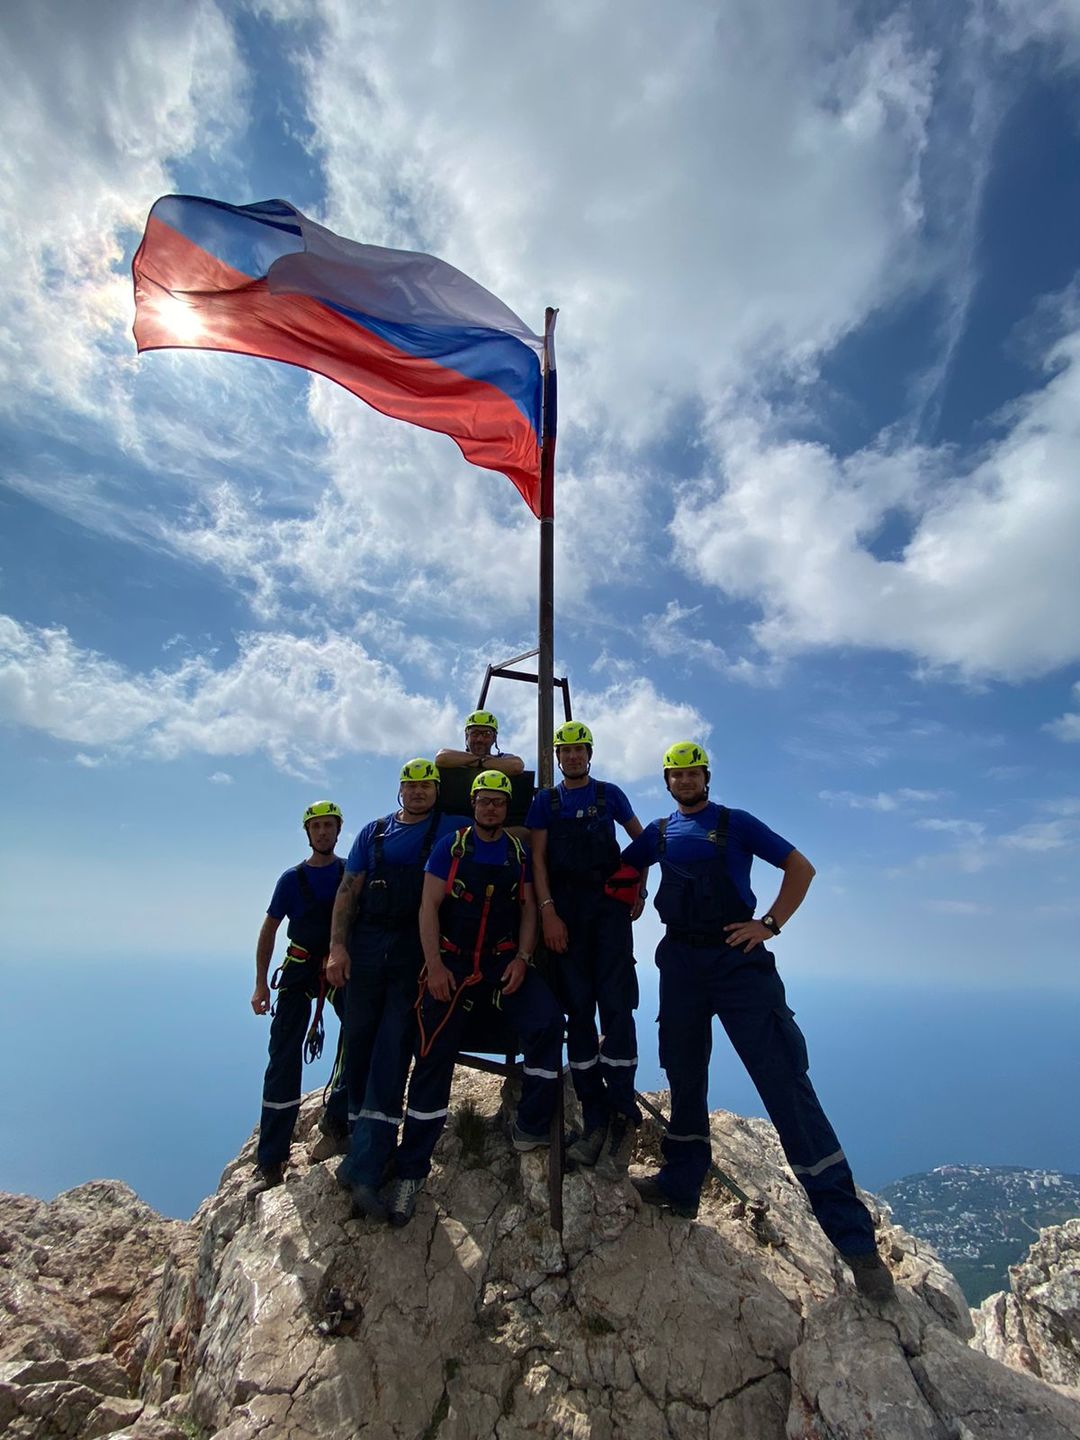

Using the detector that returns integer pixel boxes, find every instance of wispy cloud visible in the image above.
[0,615,456,775]
[0,0,247,426]
[1000,820,1074,853]
[819,787,944,811]
[923,899,989,916]
[1046,681,1080,742]
[671,325,1080,679]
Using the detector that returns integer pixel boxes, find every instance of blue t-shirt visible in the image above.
[267,858,344,921]
[425,829,533,885]
[346,812,469,875]
[525,777,635,836]
[621,802,794,913]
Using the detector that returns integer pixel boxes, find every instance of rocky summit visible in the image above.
[3,1076,1080,1440]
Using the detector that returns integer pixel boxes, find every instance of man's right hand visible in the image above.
[425,957,457,1002]
[251,982,271,1015]
[541,906,569,954]
[326,942,350,988]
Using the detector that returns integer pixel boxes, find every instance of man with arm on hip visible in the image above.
[620,742,895,1303]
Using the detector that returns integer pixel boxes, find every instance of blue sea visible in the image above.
[2,958,1076,1217]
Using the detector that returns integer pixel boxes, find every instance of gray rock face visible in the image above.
[0,1179,193,1439]
[3,1081,1080,1439]
[972,1218,1080,1390]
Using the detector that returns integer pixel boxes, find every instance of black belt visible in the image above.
[667,928,724,948]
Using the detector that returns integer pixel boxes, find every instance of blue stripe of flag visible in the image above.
[152,196,304,281]
[324,301,542,433]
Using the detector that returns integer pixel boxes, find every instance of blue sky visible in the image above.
[1,0,1078,1218]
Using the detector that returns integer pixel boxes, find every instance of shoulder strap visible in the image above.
[507,832,526,902]
[373,815,389,867]
[657,818,668,857]
[420,809,441,863]
[709,805,729,854]
[294,862,315,903]
[595,781,607,817]
[445,826,473,896]
[547,785,560,816]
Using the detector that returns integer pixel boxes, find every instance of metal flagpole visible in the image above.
[537,307,559,788]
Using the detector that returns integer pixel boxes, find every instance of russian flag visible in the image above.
[132,197,546,515]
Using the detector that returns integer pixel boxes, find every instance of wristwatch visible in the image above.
[760,913,781,936]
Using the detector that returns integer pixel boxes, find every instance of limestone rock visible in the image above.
[972,1218,1080,1390]
[4,1080,1080,1438]
[0,1180,193,1440]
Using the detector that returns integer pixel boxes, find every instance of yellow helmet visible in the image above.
[303,800,343,827]
[471,769,513,799]
[400,758,440,784]
[464,709,499,733]
[554,720,593,748]
[662,741,710,770]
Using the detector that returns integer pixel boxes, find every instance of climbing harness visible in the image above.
[415,827,525,1059]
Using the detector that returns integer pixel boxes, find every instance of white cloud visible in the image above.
[642,602,782,687]
[208,771,233,785]
[292,0,933,445]
[0,615,456,774]
[1000,820,1074,852]
[1041,796,1080,816]
[671,325,1080,680]
[993,0,1080,58]
[819,787,943,812]
[917,818,987,839]
[0,0,247,423]
[923,899,989,916]
[1046,681,1080,741]
[571,678,710,783]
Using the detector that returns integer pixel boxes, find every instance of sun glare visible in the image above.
[154,295,204,343]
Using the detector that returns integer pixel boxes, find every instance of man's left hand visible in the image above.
[501,956,528,995]
[631,892,646,921]
[723,919,773,953]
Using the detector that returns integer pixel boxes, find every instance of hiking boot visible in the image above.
[350,1183,389,1223]
[310,1113,350,1160]
[566,1125,607,1168]
[512,1122,550,1153]
[319,1110,349,1140]
[248,1161,285,1196]
[596,1114,636,1178]
[387,1176,421,1228]
[631,1174,698,1219]
[842,1250,896,1303]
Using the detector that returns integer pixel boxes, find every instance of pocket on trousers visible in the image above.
[774,1006,809,1076]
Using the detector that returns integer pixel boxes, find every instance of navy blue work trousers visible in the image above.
[656,935,876,1255]
[337,924,422,1189]
[257,977,347,1170]
[395,963,563,1181]
[553,886,639,1132]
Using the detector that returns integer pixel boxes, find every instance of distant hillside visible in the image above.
[880,1164,1080,1306]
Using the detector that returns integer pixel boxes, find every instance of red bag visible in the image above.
[604,863,642,908]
